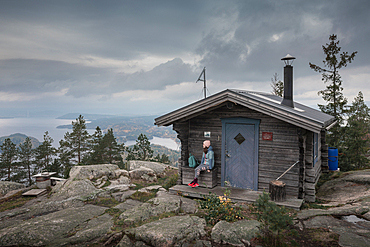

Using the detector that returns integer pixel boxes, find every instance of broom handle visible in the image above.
[276,160,299,181]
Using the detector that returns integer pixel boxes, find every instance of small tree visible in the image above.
[35,131,56,173]
[270,73,283,97]
[18,137,34,186]
[85,126,104,164]
[253,191,293,246]
[86,128,124,165]
[309,34,357,147]
[59,115,91,166]
[126,133,153,161]
[100,128,124,164]
[0,138,18,181]
[153,153,170,164]
[341,91,370,171]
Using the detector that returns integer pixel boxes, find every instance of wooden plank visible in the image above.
[22,189,47,197]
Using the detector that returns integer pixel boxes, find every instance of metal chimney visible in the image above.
[281,54,296,108]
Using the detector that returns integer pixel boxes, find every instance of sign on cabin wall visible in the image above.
[204,132,211,138]
[262,132,273,141]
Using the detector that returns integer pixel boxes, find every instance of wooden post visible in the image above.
[269,180,286,202]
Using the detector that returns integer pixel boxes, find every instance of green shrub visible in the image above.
[162,172,178,190]
[198,188,243,225]
[130,191,157,202]
[253,191,293,246]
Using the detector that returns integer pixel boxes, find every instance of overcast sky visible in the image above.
[1,0,369,118]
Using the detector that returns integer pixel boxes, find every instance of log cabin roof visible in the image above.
[154,89,336,133]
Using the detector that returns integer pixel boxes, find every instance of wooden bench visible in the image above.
[182,166,218,188]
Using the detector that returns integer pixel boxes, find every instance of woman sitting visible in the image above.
[188,140,214,187]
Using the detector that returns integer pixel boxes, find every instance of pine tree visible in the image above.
[126,133,153,161]
[100,128,124,164]
[341,92,370,170]
[0,138,18,181]
[59,115,91,165]
[18,137,34,186]
[85,126,104,164]
[309,34,357,147]
[35,131,56,173]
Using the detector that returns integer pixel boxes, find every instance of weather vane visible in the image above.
[196,67,206,99]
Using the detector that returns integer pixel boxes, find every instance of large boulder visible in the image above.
[69,164,122,180]
[119,191,181,224]
[52,178,99,200]
[211,220,260,246]
[126,215,206,247]
[316,170,370,205]
[128,160,171,175]
[303,215,370,247]
[129,167,157,182]
[0,204,111,246]
[0,181,25,196]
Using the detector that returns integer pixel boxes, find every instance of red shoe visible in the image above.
[192,183,199,187]
[188,182,194,187]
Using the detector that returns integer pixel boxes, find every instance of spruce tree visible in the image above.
[0,138,18,181]
[342,92,370,170]
[87,128,124,164]
[100,128,124,164]
[18,137,34,186]
[309,34,357,147]
[35,131,56,173]
[85,126,104,164]
[126,133,153,161]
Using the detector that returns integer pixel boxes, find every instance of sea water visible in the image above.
[0,117,179,150]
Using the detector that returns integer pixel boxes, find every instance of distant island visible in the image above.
[56,113,116,120]
[56,114,177,143]
[0,133,41,148]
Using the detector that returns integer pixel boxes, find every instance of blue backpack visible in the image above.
[188,153,198,168]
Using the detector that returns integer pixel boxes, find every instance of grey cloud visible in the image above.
[195,0,370,83]
[0,58,197,98]
[0,59,112,94]
[0,1,212,60]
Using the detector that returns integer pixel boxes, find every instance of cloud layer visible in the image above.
[1,0,369,117]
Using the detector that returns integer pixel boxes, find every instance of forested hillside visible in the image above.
[0,133,41,149]
[56,114,176,143]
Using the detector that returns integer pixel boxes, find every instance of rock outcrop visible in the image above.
[0,181,25,196]
[3,164,370,246]
[297,170,370,247]
[128,160,171,175]
[211,220,260,246]
[0,204,110,246]
[0,163,188,246]
[126,215,206,247]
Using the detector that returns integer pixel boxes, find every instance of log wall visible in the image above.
[173,102,322,198]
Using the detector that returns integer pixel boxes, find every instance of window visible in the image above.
[313,133,319,167]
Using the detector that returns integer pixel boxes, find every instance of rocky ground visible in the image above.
[1,164,370,246]
[296,170,370,247]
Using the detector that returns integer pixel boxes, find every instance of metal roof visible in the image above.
[155,89,336,133]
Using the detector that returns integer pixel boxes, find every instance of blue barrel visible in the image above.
[328,147,338,171]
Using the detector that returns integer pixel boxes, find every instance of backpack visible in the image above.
[188,153,198,168]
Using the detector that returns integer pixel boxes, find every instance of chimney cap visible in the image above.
[281,54,296,65]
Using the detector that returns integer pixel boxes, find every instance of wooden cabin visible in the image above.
[155,88,336,202]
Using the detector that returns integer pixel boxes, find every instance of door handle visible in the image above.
[226,151,231,158]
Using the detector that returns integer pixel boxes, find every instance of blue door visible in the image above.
[221,118,259,190]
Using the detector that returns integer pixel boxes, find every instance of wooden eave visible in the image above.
[155,89,331,133]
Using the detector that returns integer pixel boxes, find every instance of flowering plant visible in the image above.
[198,188,243,225]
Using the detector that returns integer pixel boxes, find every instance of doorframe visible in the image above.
[221,117,260,190]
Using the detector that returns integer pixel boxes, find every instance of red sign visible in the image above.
[262,132,273,141]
